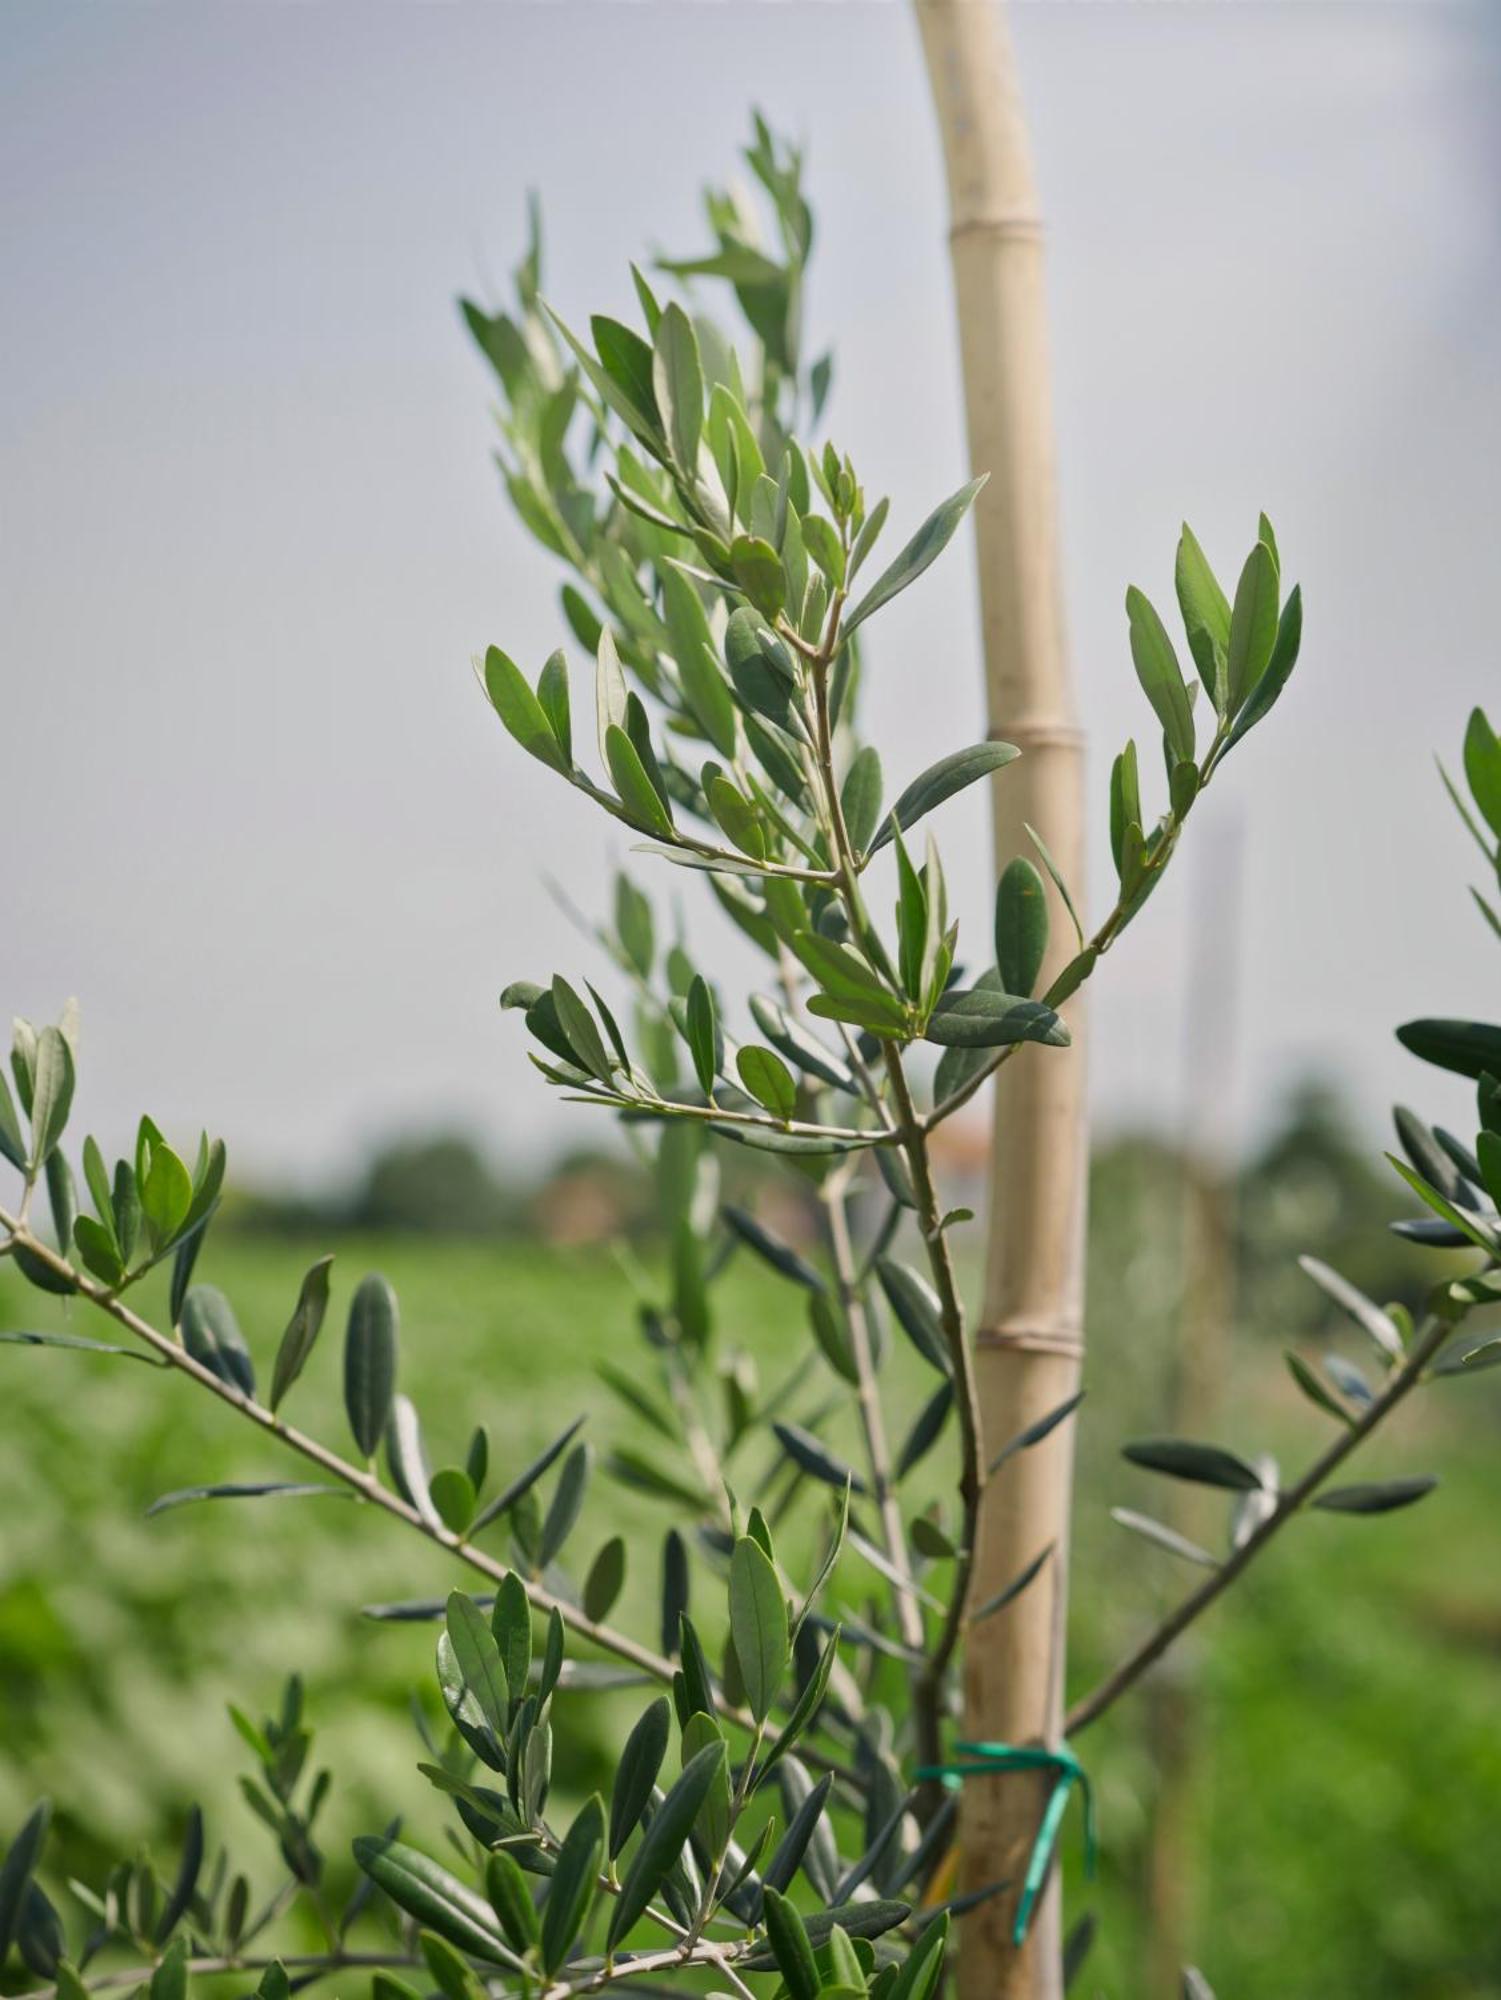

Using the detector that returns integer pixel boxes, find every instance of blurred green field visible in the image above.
[2,1184,1499,1998]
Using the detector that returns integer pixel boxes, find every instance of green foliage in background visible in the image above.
[0,115,1494,2000]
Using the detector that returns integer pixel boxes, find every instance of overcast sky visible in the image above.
[3,2,1498,1187]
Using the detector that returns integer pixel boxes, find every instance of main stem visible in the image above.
[825,1172,927,1658]
[805,650,985,1784]
[914,5,1087,1991]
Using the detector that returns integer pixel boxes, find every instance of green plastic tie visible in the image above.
[915,1739,1095,1946]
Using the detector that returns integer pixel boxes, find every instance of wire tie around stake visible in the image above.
[914,1739,1095,1947]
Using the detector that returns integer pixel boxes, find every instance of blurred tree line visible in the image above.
[229,1082,1432,1338]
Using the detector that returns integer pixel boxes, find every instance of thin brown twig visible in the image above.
[0,1206,792,1758]
[24,1951,418,2000]
[1065,1311,1452,1736]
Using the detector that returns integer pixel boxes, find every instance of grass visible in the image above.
[2,1222,1499,1997]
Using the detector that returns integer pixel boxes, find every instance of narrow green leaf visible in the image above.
[484,647,569,774]
[970,1544,1053,1623]
[388,1392,442,1530]
[1109,740,1141,877]
[0,1800,50,1960]
[728,1537,789,1724]
[1463,707,1501,837]
[540,1795,603,1973]
[987,1391,1083,1473]
[615,875,654,979]
[761,1888,819,2000]
[724,1204,824,1292]
[1125,588,1194,763]
[1395,1017,1501,1082]
[538,1442,593,1567]
[735,1045,797,1120]
[1026,822,1085,948]
[484,1851,540,1954]
[0,1328,151,1363]
[353,1837,521,1968]
[924,988,1069,1050]
[345,1273,399,1458]
[760,1627,840,1779]
[605,725,674,837]
[701,769,761,857]
[180,1285,256,1396]
[875,1259,950,1376]
[662,564,738,758]
[430,1469,476,1536]
[995,857,1049,998]
[72,1214,125,1287]
[583,1537,626,1623]
[870,742,1019,854]
[1110,1507,1218,1569]
[609,1697,671,1861]
[731,535,786,620]
[420,1932,484,2000]
[26,1028,74,1171]
[471,1417,587,1535]
[893,826,928,1002]
[0,1071,24,1172]
[269,1255,335,1411]
[1314,1477,1437,1516]
[760,1771,832,1897]
[803,513,845,588]
[652,304,703,474]
[807,1292,858,1384]
[724,607,799,731]
[787,930,888,1007]
[1174,524,1230,705]
[773,1422,867,1495]
[841,747,884,854]
[537,651,572,765]
[685,976,718,1095]
[1297,1255,1404,1363]
[897,1383,954,1479]
[607,1741,726,1950]
[145,1481,349,1518]
[748,995,855,1092]
[1225,538,1279,710]
[491,1574,532,1716]
[843,476,987,638]
[591,315,660,432]
[744,1900,910,1964]
[154,1805,204,1944]
[1226,584,1302,749]
[889,1908,949,2000]
[551,978,615,1089]
[148,1936,187,2000]
[141,1140,192,1250]
[1284,1350,1354,1427]
[1122,1437,1263,1491]
[44,1151,75,1259]
[446,1592,512,1752]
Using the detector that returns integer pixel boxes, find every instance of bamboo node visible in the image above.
[975,1323,1084,1358]
[987,723,1085,751]
[949,211,1045,244]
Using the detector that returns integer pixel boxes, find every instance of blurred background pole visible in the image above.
[1145,820,1244,1991]
[913,6,1087,1995]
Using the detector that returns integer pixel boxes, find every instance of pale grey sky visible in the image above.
[3,3,1497,1185]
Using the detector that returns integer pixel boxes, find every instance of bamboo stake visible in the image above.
[913,7,1086,1995]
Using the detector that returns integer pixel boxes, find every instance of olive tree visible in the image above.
[0,119,1492,2000]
